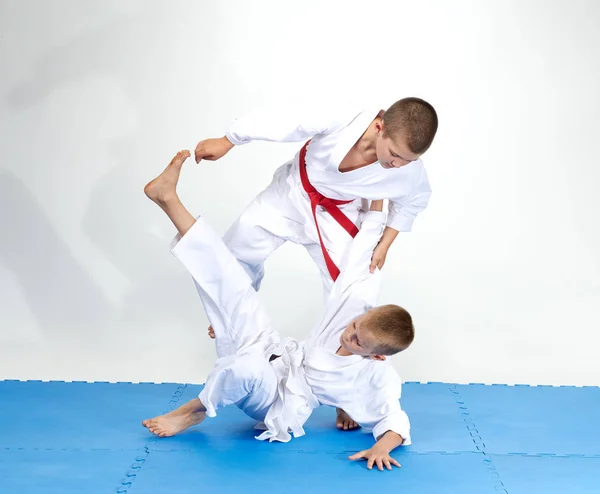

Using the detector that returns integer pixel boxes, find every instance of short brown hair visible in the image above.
[366,304,415,356]
[383,97,438,154]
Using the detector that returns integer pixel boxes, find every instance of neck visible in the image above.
[357,117,381,161]
[357,133,377,163]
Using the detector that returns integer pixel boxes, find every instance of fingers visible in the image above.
[369,260,377,274]
[368,256,385,273]
[348,451,365,461]
[195,150,208,163]
[349,451,399,472]
[195,137,231,163]
[194,142,204,163]
[194,143,216,163]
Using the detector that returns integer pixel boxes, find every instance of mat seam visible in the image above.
[114,383,187,493]
[449,384,509,494]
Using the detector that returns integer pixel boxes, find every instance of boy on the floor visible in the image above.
[142,150,414,471]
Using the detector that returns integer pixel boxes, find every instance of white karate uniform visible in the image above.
[223,106,432,296]
[170,210,411,445]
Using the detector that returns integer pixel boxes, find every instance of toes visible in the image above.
[171,150,188,165]
[175,150,191,161]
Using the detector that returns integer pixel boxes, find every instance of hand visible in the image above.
[194,136,234,163]
[369,241,389,273]
[349,446,401,471]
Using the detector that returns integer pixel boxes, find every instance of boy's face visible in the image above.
[339,312,383,358]
[375,123,421,169]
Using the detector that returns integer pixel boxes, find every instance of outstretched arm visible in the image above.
[224,108,344,145]
[194,106,359,163]
[345,371,410,471]
[328,199,386,302]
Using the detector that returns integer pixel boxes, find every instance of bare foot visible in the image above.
[144,150,190,206]
[336,408,360,431]
[142,398,206,438]
[208,325,215,339]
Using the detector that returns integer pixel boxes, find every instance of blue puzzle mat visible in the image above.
[1,380,599,493]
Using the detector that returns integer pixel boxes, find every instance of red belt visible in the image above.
[298,140,359,281]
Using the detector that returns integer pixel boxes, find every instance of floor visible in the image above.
[1,380,599,493]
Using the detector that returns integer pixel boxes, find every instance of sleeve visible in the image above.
[371,402,412,445]
[304,210,386,348]
[225,106,360,145]
[328,210,387,302]
[386,162,432,232]
[367,370,411,444]
[343,367,411,444]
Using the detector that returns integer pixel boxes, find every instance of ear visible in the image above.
[374,118,384,135]
[371,354,387,361]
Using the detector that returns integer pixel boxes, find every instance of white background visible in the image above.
[1,0,599,386]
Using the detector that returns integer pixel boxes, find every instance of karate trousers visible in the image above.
[171,217,281,422]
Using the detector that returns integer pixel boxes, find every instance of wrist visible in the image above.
[222,135,235,149]
[376,431,404,450]
[377,237,393,250]
[379,227,398,246]
[373,443,391,454]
